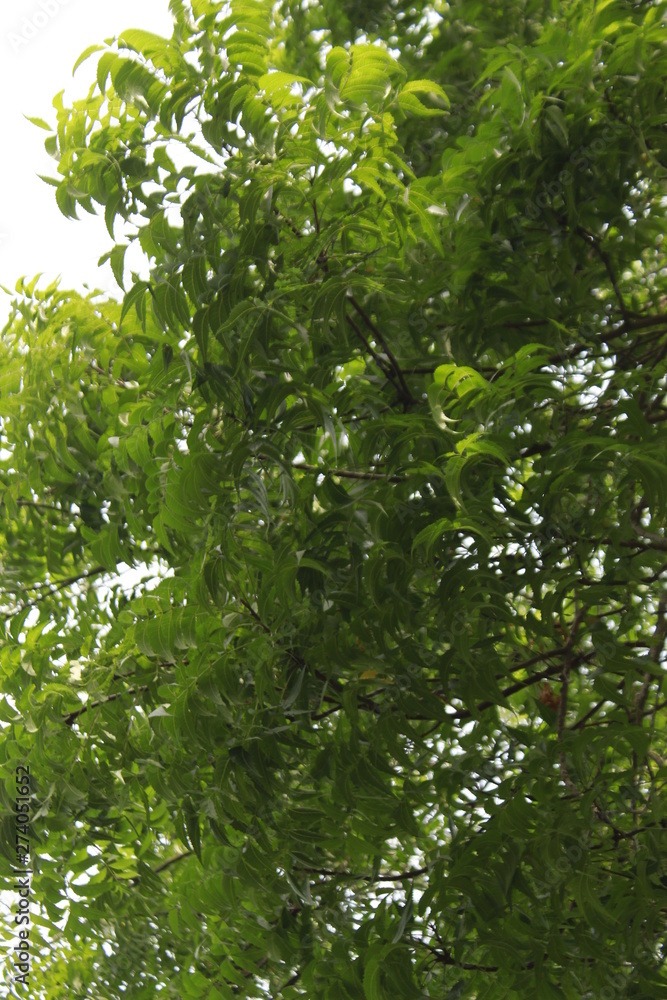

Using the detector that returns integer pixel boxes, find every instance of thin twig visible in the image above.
[278,970,302,993]
[63,686,148,726]
[0,566,106,621]
[576,226,629,323]
[623,312,667,332]
[290,460,405,483]
[347,294,415,404]
[293,865,429,882]
[345,311,401,393]
[416,937,499,973]
[452,650,595,721]
[570,698,609,730]
[152,851,194,875]
[129,850,194,886]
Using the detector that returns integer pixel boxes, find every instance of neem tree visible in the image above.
[1,0,666,996]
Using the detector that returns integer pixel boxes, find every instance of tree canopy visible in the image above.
[1,0,667,997]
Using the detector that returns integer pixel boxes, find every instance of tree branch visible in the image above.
[290,460,405,483]
[576,226,629,323]
[63,685,148,726]
[417,937,499,973]
[130,850,194,886]
[345,311,402,394]
[152,850,193,875]
[452,648,595,721]
[278,970,302,993]
[347,294,415,405]
[1,566,106,621]
[293,864,430,882]
[570,698,610,730]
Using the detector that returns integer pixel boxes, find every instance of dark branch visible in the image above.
[348,294,415,404]
[293,864,430,882]
[290,460,405,483]
[576,226,629,323]
[345,311,401,393]
[152,851,194,875]
[63,685,148,726]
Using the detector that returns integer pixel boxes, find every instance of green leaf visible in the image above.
[72,44,106,75]
[24,115,53,131]
[397,79,450,116]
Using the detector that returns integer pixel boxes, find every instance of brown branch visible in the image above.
[504,319,552,329]
[616,327,667,368]
[570,698,610,730]
[312,646,598,728]
[293,865,429,883]
[257,453,403,482]
[310,704,343,722]
[347,294,415,404]
[453,651,571,720]
[345,311,401,393]
[604,821,665,843]
[576,226,629,323]
[290,460,405,483]
[624,312,667,332]
[240,598,271,634]
[63,685,148,726]
[417,938,499,973]
[28,566,106,593]
[519,441,552,459]
[15,499,68,512]
[278,970,302,993]
[129,850,194,886]
[152,851,193,875]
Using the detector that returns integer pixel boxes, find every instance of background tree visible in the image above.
[1,0,667,997]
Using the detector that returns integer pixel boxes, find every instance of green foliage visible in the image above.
[1,0,667,996]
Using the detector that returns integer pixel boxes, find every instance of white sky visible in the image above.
[0,0,174,321]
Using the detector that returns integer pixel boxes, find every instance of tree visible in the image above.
[1,0,666,996]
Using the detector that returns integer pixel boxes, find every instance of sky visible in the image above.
[0,0,174,320]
